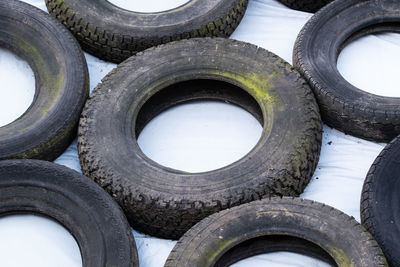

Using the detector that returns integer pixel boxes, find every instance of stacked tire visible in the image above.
[77,37,322,239]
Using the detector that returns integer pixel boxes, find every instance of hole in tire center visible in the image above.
[230,252,333,267]
[0,47,35,127]
[337,32,400,97]
[216,235,336,267]
[107,0,191,13]
[136,79,264,173]
[0,214,82,267]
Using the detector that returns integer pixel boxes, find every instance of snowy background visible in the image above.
[0,0,399,266]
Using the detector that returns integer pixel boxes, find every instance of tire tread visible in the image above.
[45,0,248,63]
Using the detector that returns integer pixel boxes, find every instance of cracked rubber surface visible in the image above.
[361,135,400,267]
[294,0,400,142]
[278,0,333,13]
[78,38,322,239]
[45,0,248,63]
[166,197,387,267]
[0,0,88,161]
[0,160,138,267]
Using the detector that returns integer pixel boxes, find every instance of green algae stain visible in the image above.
[14,39,65,116]
[210,70,281,104]
[329,246,355,267]
[201,238,236,266]
[15,38,43,69]
[40,71,64,115]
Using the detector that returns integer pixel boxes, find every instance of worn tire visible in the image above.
[0,0,89,161]
[0,160,138,267]
[165,197,388,267]
[45,0,248,63]
[361,135,400,266]
[294,0,400,142]
[78,38,322,239]
[278,0,333,12]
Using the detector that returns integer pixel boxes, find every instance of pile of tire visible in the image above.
[0,0,398,266]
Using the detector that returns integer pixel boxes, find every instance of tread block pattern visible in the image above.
[45,0,248,63]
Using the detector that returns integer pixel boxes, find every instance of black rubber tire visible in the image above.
[45,0,248,63]
[78,38,322,239]
[165,197,388,267]
[361,135,400,267]
[0,0,89,161]
[0,160,138,267]
[293,0,400,142]
[277,0,333,13]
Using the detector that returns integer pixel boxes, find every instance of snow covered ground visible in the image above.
[0,0,399,266]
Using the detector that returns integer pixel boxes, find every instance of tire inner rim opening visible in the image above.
[337,31,400,97]
[136,79,264,173]
[218,235,336,267]
[0,47,35,127]
[107,0,191,13]
[0,214,82,267]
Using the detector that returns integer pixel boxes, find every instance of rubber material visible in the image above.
[0,160,138,267]
[78,38,322,239]
[278,0,333,13]
[165,197,388,267]
[0,0,89,161]
[45,0,248,63]
[294,0,400,142]
[361,135,400,267]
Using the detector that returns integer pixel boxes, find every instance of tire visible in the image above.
[0,160,138,267]
[165,197,388,267]
[361,135,400,267]
[78,38,322,239]
[277,0,333,13]
[45,0,248,63]
[0,0,89,161]
[293,0,400,142]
